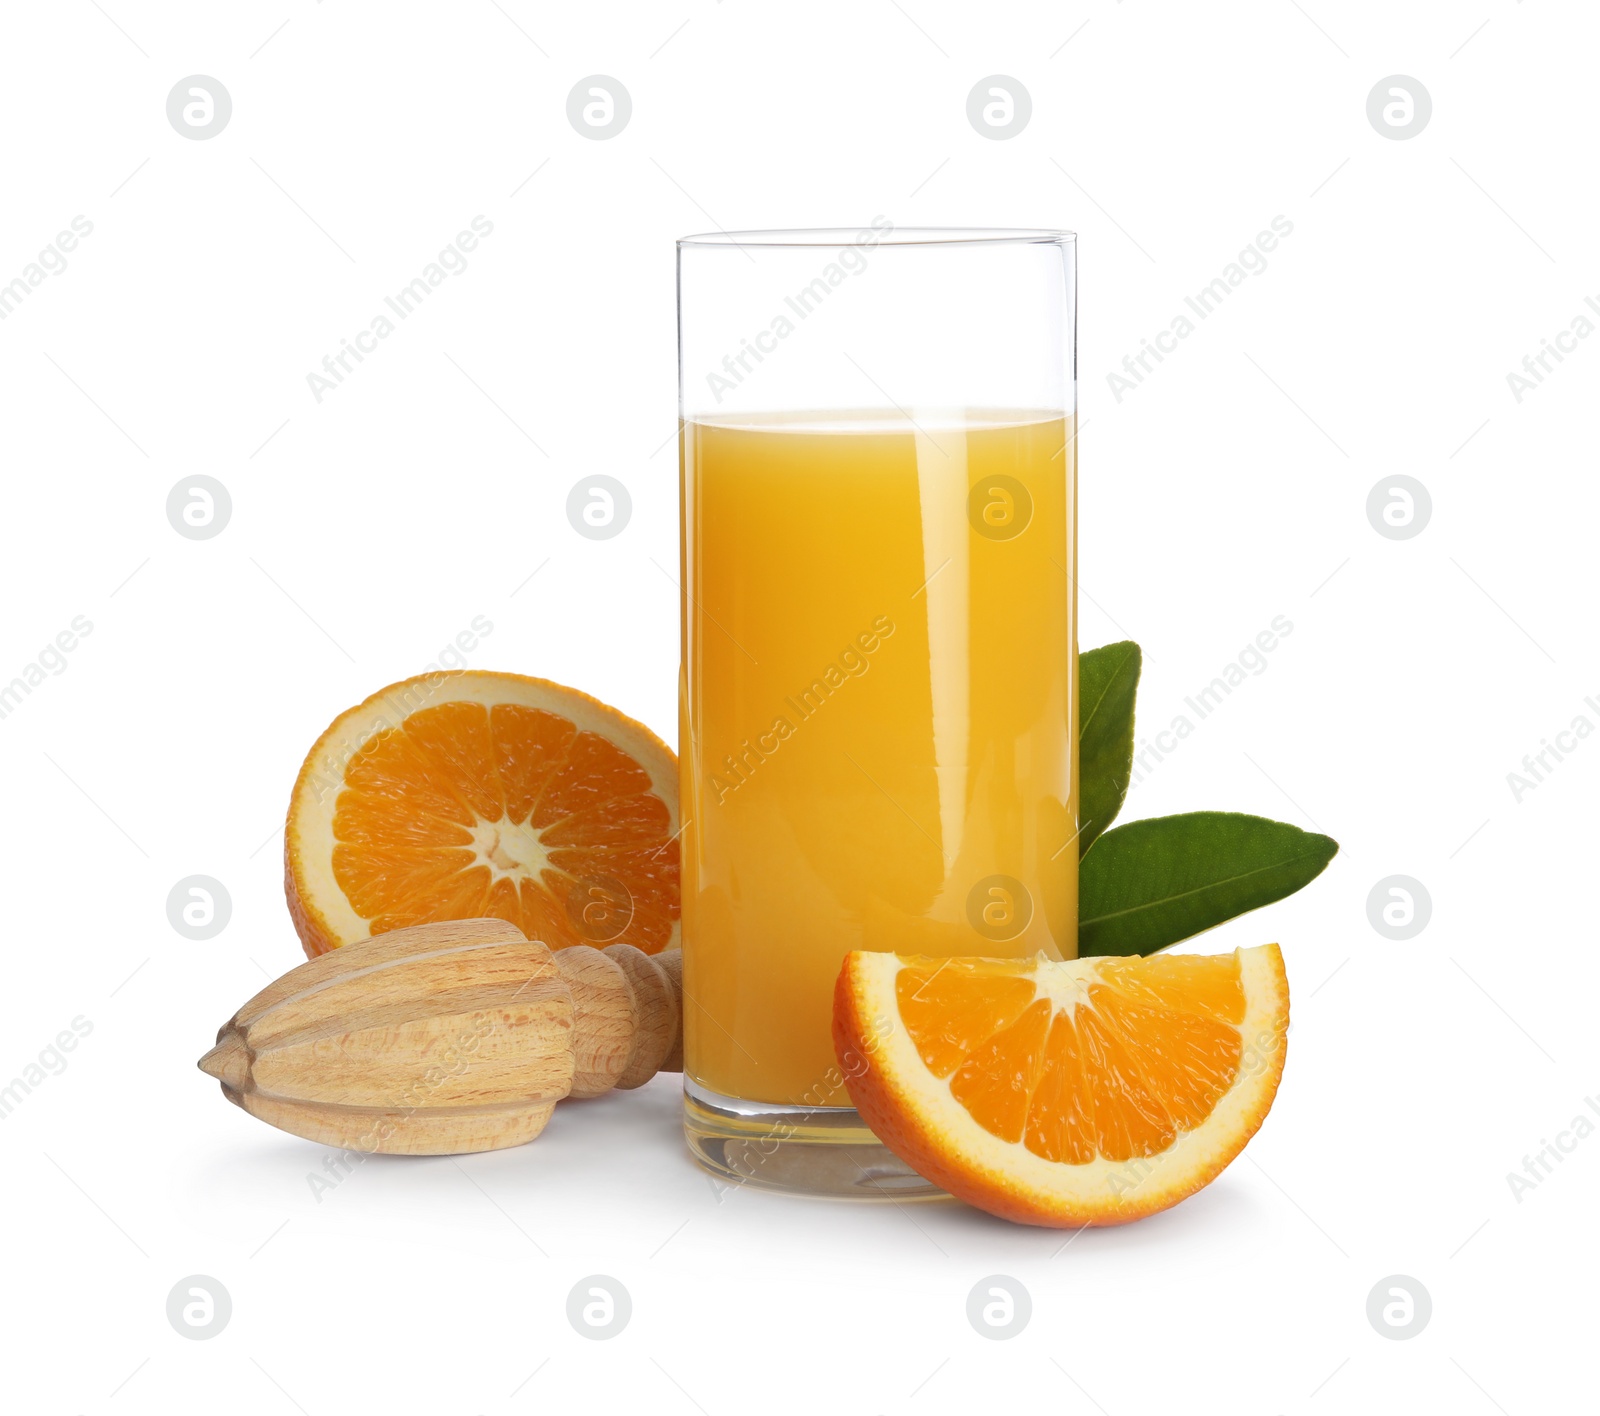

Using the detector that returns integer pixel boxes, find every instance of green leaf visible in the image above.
[1077,640,1141,857]
[1078,811,1339,957]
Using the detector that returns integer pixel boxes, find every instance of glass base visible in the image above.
[682,1078,948,1200]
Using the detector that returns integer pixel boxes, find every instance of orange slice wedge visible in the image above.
[834,944,1288,1226]
[286,672,679,960]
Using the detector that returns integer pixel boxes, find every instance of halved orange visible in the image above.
[834,944,1288,1226]
[286,672,679,960]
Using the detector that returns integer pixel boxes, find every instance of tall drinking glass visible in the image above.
[678,227,1077,1196]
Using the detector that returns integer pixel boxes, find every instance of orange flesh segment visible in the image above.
[330,701,678,951]
[896,955,1246,1164]
[894,957,1037,1078]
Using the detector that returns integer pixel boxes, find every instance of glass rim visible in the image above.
[678,226,1075,249]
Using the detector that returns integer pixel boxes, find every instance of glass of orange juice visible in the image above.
[677,227,1077,1196]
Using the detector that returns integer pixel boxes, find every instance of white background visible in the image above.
[2,2,1595,1411]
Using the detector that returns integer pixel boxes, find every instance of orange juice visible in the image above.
[680,411,1077,1105]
